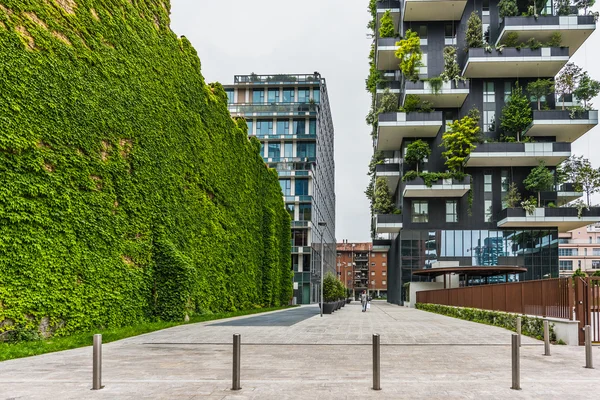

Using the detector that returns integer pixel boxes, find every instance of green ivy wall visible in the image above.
[0,0,292,337]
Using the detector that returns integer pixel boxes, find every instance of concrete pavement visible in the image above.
[0,301,598,399]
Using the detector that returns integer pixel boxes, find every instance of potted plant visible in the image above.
[322,273,337,314]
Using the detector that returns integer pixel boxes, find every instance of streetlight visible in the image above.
[318,221,327,317]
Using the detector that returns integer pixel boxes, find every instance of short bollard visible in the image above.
[511,333,521,390]
[372,334,381,391]
[585,325,594,369]
[232,334,242,390]
[516,316,522,348]
[543,319,551,356]
[92,334,103,390]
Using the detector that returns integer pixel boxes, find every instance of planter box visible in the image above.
[323,302,335,314]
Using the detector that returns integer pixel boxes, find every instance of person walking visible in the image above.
[360,290,368,312]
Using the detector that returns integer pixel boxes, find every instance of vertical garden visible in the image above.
[0,0,292,337]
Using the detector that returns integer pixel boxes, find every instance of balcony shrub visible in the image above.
[425,77,443,95]
[379,10,396,38]
[504,32,520,47]
[323,273,338,302]
[466,12,485,50]
[573,71,600,109]
[405,140,431,173]
[526,79,554,111]
[395,29,422,82]
[499,0,519,18]
[441,115,480,173]
[556,63,583,110]
[524,161,554,205]
[561,155,600,206]
[505,182,522,208]
[373,177,397,214]
[440,46,464,84]
[500,83,532,141]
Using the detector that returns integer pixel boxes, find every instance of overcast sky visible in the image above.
[170,1,600,243]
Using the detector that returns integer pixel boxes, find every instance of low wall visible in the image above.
[410,282,444,308]
[546,317,579,346]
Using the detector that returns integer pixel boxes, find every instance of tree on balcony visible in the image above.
[498,0,519,18]
[555,0,571,16]
[524,161,554,205]
[561,155,600,206]
[379,10,396,38]
[573,71,600,109]
[500,83,532,142]
[373,177,397,214]
[556,63,583,110]
[440,46,463,84]
[395,29,422,82]
[441,114,480,173]
[526,79,554,111]
[404,140,430,173]
[466,12,484,50]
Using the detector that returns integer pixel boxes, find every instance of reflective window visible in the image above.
[299,204,311,221]
[484,200,493,222]
[446,200,458,223]
[294,119,306,135]
[298,88,310,103]
[558,248,577,256]
[295,179,309,196]
[268,143,281,159]
[312,89,320,103]
[412,201,428,223]
[257,120,273,135]
[484,174,492,192]
[277,120,289,135]
[247,120,253,135]
[309,119,317,135]
[297,142,316,158]
[225,89,234,104]
[286,204,295,219]
[284,142,293,158]
[279,179,291,195]
[504,82,512,103]
[593,248,600,256]
[283,89,295,103]
[559,260,573,271]
[501,170,509,208]
[252,89,264,104]
[267,89,279,103]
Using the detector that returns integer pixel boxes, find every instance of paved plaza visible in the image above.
[0,301,599,399]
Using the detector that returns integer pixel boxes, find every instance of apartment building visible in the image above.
[559,224,600,276]
[336,241,389,299]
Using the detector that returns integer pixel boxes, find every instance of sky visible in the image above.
[169,1,600,243]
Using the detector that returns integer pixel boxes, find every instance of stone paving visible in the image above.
[0,301,599,399]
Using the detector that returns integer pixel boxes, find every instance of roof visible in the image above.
[336,242,372,252]
[411,266,527,278]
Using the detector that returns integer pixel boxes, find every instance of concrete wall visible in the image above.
[409,282,444,308]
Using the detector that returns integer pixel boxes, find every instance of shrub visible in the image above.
[504,32,520,47]
[379,10,396,38]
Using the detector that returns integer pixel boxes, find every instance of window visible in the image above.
[418,25,427,38]
[382,262,386,266]
[259,143,264,157]
[371,271,375,275]
[484,174,492,192]
[593,248,600,256]
[383,253,386,258]
[484,200,493,222]
[412,200,429,223]
[482,0,490,12]
[585,248,588,256]
[313,89,320,103]
[504,82,512,103]
[593,260,600,269]
[484,110,495,133]
[590,237,593,244]
[267,89,279,103]
[268,143,280,159]
[483,82,495,133]
[444,24,457,44]
[286,204,295,219]
[299,204,311,221]
[501,170,509,208]
[348,271,352,275]
[382,280,387,285]
[256,120,273,135]
[297,142,316,158]
[280,179,291,196]
[295,179,309,196]
[284,142,293,158]
[225,89,234,104]
[247,120,253,135]
[446,200,458,223]
[309,119,317,135]
[277,120,289,135]
[293,119,306,135]
[292,229,308,246]
[283,89,294,103]
[559,260,573,271]
[382,271,386,275]
[558,248,578,256]
[298,88,310,103]
[252,89,264,104]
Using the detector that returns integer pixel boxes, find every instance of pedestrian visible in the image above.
[360,290,368,312]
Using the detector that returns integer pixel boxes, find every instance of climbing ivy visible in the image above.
[0,0,291,338]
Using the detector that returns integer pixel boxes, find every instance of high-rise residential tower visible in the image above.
[367,1,600,304]
[225,73,336,304]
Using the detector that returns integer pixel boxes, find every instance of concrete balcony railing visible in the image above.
[402,175,470,198]
[403,0,467,22]
[465,142,571,167]
[497,207,600,232]
[376,38,399,71]
[228,102,318,116]
[496,15,596,56]
[404,80,469,108]
[377,111,443,151]
[375,163,401,194]
[374,214,403,234]
[462,47,569,78]
[526,110,598,143]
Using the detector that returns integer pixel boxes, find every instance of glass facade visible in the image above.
[267,89,279,103]
[253,89,264,104]
[283,89,294,103]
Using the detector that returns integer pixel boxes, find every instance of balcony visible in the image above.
[496,15,596,56]
[403,0,467,21]
[376,1,401,29]
[377,112,443,151]
[376,38,399,71]
[376,80,402,103]
[556,182,583,204]
[497,207,600,232]
[375,214,403,233]
[284,195,313,203]
[465,142,571,167]
[402,176,470,198]
[291,221,312,228]
[462,47,569,78]
[375,163,401,193]
[228,102,318,116]
[526,110,598,143]
[404,80,469,108]
[234,74,321,85]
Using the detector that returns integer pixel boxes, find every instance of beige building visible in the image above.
[559,223,600,276]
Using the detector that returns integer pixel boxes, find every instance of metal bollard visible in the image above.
[516,316,522,348]
[92,334,103,390]
[543,319,550,356]
[585,325,594,369]
[372,334,381,390]
[232,334,242,390]
[511,333,521,390]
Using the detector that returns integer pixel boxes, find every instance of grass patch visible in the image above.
[0,306,296,362]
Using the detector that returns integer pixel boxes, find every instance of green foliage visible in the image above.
[573,268,587,278]
[573,71,600,109]
[500,83,533,141]
[499,0,519,18]
[441,115,480,173]
[404,140,431,173]
[526,37,543,50]
[378,88,400,113]
[0,0,292,339]
[323,273,338,302]
[555,0,572,15]
[466,11,484,50]
[426,77,443,94]
[556,63,583,109]
[504,32,520,47]
[402,170,419,182]
[505,182,522,208]
[527,79,554,111]
[373,177,396,215]
[524,161,554,205]
[379,10,395,38]
[416,303,556,341]
[561,156,600,206]
[521,196,538,215]
[395,29,422,82]
[366,45,382,95]
[547,32,562,47]
[400,94,421,112]
[440,46,462,84]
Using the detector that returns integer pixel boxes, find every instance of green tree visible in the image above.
[379,10,396,38]
[499,0,519,18]
[555,63,583,110]
[373,177,396,214]
[400,94,421,112]
[505,182,522,208]
[404,140,431,173]
[441,115,480,173]
[323,273,338,302]
[572,268,587,278]
[366,45,382,95]
[500,83,532,142]
[561,156,600,206]
[527,79,554,111]
[554,0,572,15]
[466,12,484,50]
[440,46,461,83]
[524,161,554,205]
[573,0,596,13]
[395,29,422,82]
[573,71,600,109]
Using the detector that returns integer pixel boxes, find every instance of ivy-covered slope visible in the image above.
[0,0,291,336]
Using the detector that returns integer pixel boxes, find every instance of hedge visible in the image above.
[0,0,291,339]
[416,303,556,341]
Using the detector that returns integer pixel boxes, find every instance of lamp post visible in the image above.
[318,221,327,317]
[351,243,356,300]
